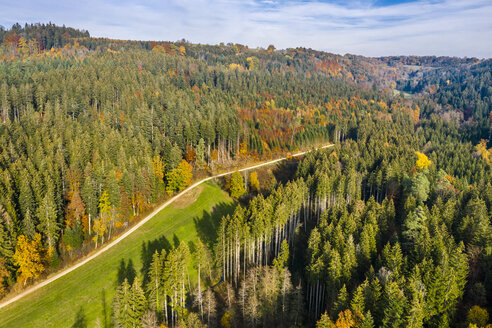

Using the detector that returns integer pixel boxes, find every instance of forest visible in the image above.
[0,23,491,328]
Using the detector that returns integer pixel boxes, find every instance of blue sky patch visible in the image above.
[1,0,491,57]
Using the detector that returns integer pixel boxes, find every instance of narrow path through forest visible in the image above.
[0,144,333,310]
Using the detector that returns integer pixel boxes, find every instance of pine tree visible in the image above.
[196,138,206,167]
[351,284,365,315]
[365,278,382,323]
[81,172,98,235]
[62,220,84,254]
[407,173,430,203]
[273,239,290,271]
[164,142,182,170]
[18,170,34,219]
[113,278,132,327]
[333,284,348,317]
[316,312,334,328]
[360,311,375,328]
[37,190,59,256]
[382,282,407,328]
[22,208,37,238]
[0,221,14,270]
[147,251,162,312]
[129,277,147,326]
[406,274,426,328]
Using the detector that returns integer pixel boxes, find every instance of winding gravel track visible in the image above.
[0,143,333,310]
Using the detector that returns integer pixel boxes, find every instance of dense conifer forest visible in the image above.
[0,23,491,327]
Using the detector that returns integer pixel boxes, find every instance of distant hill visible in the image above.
[0,23,490,328]
[0,22,89,50]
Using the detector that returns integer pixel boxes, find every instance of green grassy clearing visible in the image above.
[0,182,234,328]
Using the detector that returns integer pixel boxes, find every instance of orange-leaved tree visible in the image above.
[0,257,9,295]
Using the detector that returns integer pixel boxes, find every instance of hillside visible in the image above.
[0,23,490,328]
[0,182,233,327]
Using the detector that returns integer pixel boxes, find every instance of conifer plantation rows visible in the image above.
[0,24,490,327]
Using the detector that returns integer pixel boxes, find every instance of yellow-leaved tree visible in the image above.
[95,190,112,245]
[166,160,193,195]
[475,139,491,164]
[92,218,106,248]
[152,156,165,182]
[249,171,260,192]
[415,151,431,171]
[229,171,245,199]
[467,305,490,328]
[13,234,44,286]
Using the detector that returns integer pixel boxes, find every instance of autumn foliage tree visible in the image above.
[166,160,193,195]
[467,305,490,328]
[229,171,246,199]
[415,151,431,171]
[13,234,44,286]
[66,188,86,228]
[0,257,9,295]
[249,171,260,192]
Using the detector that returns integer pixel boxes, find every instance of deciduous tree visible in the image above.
[13,234,44,286]
[230,171,245,199]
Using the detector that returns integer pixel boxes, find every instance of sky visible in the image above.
[1,0,491,57]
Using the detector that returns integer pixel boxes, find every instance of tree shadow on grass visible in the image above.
[101,289,109,328]
[116,259,137,286]
[71,306,87,328]
[193,201,236,249]
[173,233,180,248]
[140,235,172,287]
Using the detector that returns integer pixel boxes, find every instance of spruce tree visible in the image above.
[146,251,162,312]
[113,279,132,327]
[22,208,36,238]
[360,311,375,328]
[129,277,147,326]
[333,284,349,318]
[36,190,59,256]
[351,284,365,315]
[382,282,407,328]
[196,138,206,167]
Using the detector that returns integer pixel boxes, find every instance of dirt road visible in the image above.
[0,143,333,310]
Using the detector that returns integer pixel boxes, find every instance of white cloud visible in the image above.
[0,0,491,57]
